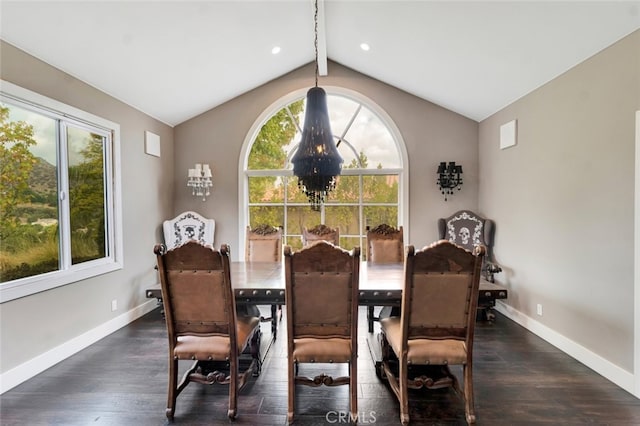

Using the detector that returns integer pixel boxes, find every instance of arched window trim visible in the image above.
[238,86,409,261]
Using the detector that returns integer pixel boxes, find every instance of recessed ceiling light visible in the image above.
[360,43,370,51]
[272,46,281,55]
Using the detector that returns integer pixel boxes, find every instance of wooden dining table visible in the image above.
[146,261,508,366]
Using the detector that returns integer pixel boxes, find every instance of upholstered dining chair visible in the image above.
[380,240,485,425]
[245,224,283,262]
[437,210,501,283]
[302,224,340,246]
[283,242,360,424]
[162,210,215,250]
[438,210,502,320]
[245,224,283,334]
[366,224,404,332]
[154,241,261,421]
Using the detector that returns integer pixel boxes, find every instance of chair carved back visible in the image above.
[366,224,404,263]
[403,240,485,345]
[245,225,282,262]
[285,242,360,339]
[155,241,235,343]
[162,211,215,250]
[302,224,340,247]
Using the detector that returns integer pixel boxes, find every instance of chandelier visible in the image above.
[291,0,343,211]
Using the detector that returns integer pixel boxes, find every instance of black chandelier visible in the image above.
[436,161,463,201]
[291,0,343,211]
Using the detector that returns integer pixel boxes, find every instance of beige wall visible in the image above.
[479,30,640,372]
[174,61,479,258]
[0,41,174,374]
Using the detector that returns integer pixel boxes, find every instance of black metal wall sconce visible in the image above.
[436,161,463,201]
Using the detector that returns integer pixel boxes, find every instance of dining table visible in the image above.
[146,261,508,369]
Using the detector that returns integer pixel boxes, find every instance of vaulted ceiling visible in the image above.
[1,1,639,127]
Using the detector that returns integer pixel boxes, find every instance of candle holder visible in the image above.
[187,163,213,201]
[436,161,463,201]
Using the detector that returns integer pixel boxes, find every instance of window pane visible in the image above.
[325,206,359,236]
[248,176,284,203]
[338,236,361,252]
[344,106,400,169]
[67,126,106,265]
[286,176,308,203]
[364,206,399,230]
[327,96,360,138]
[0,103,59,282]
[247,100,303,170]
[249,206,284,229]
[286,206,320,236]
[331,175,359,203]
[284,235,304,251]
[363,174,399,203]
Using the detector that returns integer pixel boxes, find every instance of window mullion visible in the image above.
[57,122,72,270]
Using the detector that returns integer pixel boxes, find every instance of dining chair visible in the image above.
[162,210,215,250]
[302,224,340,246]
[154,241,261,420]
[380,240,485,424]
[245,224,283,335]
[438,210,502,320]
[366,224,404,333]
[245,224,283,262]
[284,241,360,423]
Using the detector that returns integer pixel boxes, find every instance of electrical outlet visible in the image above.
[111,299,118,312]
[536,303,543,316]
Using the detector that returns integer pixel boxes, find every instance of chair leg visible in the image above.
[271,304,278,338]
[166,357,178,420]
[250,327,262,377]
[350,359,358,422]
[287,360,296,424]
[463,364,476,424]
[228,357,238,420]
[399,358,409,425]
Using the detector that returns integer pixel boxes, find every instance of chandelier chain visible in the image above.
[314,0,318,87]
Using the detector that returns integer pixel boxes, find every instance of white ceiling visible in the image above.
[1,1,639,127]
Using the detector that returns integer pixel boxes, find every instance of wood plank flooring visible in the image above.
[2,306,640,425]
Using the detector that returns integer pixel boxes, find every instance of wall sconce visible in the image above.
[436,161,463,201]
[187,163,212,201]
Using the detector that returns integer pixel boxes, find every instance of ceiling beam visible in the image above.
[316,0,328,76]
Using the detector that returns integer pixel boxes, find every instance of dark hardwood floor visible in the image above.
[2,306,640,425]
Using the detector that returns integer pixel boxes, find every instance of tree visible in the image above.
[0,105,37,239]
[248,100,303,228]
[68,132,106,261]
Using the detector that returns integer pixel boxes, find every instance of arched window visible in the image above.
[239,87,407,259]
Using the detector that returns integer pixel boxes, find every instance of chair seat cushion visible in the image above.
[175,316,259,360]
[380,317,467,365]
[292,337,352,363]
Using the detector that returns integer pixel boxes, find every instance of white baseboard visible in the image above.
[0,299,158,394]
[494,301,636,397]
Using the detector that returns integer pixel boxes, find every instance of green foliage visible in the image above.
[248,100,303,170]
[68,133,106,260]
[0,105,37,235]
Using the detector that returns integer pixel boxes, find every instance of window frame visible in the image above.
[0,80,123,303]
[238,86,409,260]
